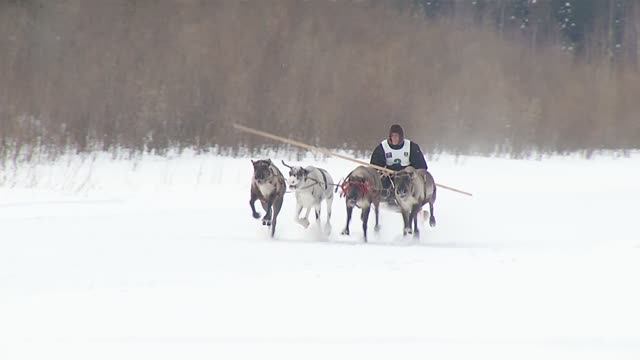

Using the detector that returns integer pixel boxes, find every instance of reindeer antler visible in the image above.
[281,160,293,169]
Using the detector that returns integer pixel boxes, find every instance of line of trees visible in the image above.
[1,0,639,162]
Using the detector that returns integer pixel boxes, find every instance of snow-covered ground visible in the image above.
[1,151,639,359]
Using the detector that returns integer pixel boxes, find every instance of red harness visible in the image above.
[340,180,371,198]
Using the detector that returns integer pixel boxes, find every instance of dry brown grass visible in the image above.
[1,0,639,164]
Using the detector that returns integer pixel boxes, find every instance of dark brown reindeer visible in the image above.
[249,159,286,238]
[340,166,382,242]
[391,166,436,238]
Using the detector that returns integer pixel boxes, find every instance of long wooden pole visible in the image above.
[233,123,472,197]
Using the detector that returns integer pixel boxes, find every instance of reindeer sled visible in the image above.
[235,123,471,241]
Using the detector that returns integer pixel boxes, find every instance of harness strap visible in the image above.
[288,178,342,193]
[319,169,328,191]
[340,179,373,198]
[294,179,319,191]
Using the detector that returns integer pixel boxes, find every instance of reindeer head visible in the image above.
[341,177,369,207]
[251,159,274,183]
[281,161,308,189]
[393,170,415,199]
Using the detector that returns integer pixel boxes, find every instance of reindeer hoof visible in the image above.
[341,229,350,236]
[262,219,271,226]
[429,217,436,227]
[295,219,310,228]
[413,231,420,238]
[404,228,412,236]
[374,224,380,232]
[252,212,261,219]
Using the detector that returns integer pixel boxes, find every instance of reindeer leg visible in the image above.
[294,202,304,227]
[314,204,321,223]
[298,207,311,228]
[262,200,273,226]
[270,196,283,238]
[429,186,437,227]
[314,203,325,234]
[250,192,261,219]
[294,202,309,228]
[428,200,436,228]
[361,206,371,242]
[402,210,411,236]
[412,206,420,239]
[324,196,333,235]
[341,204,353,236]
[373,200,380,232]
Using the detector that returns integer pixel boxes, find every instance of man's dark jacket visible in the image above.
[369,140,428,172]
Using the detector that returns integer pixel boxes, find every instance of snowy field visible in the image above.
[1,150,639,359]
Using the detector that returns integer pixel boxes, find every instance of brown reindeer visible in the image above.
[391,166,436,238]
[340,166,382,242]
[250,159,286,238]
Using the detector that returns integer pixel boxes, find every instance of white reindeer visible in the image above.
[282,161,334,234]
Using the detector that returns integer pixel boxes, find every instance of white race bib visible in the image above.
[381,139,411,167]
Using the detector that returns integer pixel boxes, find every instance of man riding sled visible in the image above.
[369,124,429,206]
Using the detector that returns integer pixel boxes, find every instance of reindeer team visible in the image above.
[250,158,436,241]
[248,124,439,241]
